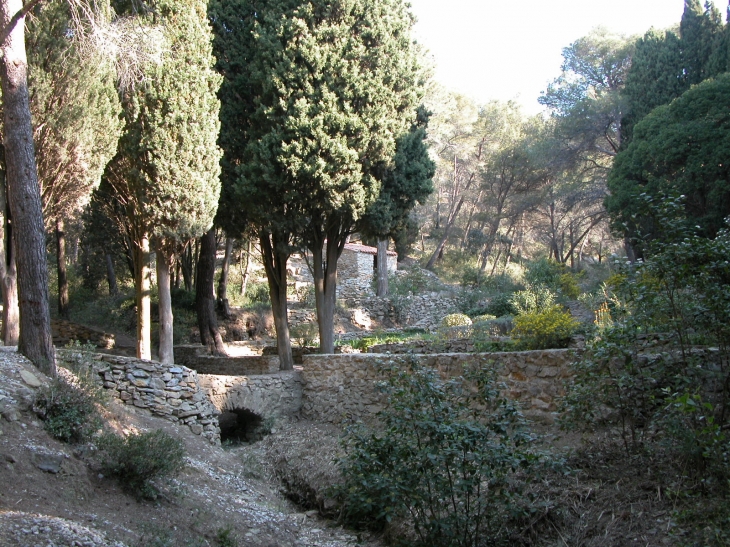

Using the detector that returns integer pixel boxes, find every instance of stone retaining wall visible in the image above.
[198,371,302,420]
[58,349,221,444]
[52,320,115,349]
[345,294,459,331]
[174,345,279,375]
[300,350,576,425]
[368,338,480,354]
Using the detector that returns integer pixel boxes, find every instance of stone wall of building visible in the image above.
[58,349,221,444]
[198,371,302,420]
[299,350,576,425]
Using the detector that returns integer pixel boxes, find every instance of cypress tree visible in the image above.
[680,0,723,86]
[26,0,122,320]
[106,0,222,361]
[212,0,422,357]
[360,106,435,296]
[622,28,685,144]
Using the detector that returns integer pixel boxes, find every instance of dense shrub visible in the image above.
[335,361,541,547]
[562,196,730,470]
[511,305,578,350]
[509,284,556,315]
[244,281,270,306]
[440,313,472,327]
[34,377,102,444]
[98,429,186,499]
[484,293,517,317]
[523,258,565,287]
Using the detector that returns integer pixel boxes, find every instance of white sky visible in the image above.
[407,0,688,113]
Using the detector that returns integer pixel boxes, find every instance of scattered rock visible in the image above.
[1,404,20,422]
[19,369,42,388]
[31,450,66,474]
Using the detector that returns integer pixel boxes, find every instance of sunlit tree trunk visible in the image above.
[0,0,55,374]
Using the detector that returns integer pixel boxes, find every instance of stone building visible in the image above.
[336,243,397,299]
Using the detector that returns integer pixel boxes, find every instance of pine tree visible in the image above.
[107,0,222,361]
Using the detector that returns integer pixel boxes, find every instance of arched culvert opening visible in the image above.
[218,408,269,444]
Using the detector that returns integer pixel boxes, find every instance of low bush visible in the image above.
[98,429,186,499]
[484,292,518,317]
[34,376,102,444]
[335,360,541,547]
[440,313,472,327]
[509,284,556,315]
[289,321,319,347]
[511,305,578,350]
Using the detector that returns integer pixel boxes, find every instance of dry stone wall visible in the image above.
[198,371,302,420]
[300,350,577,425]
[174,345,279,375]
[58,349,221,444]
[344,294,459,331]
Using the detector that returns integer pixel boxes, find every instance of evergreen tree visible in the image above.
[26,0,122,319]
[214,0,422,356]
[680,0,723,86]
[621,28,684,145]
[360,106,435,296]
[607,74,730,247]
[106,0,222,361]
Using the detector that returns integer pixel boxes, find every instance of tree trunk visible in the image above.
[156,242,174,364]
[0,0,55,374]
[239,239,250,296]
[260,231,293,370]
[181,241,193,291]
[312,224,344,354]
[105,253,118,296]
[216,236,233,318]
[56,218,69,319]
[0,211,18,345]
[195,228,226,355]
[376,238,388,297]
[133,233,151,360]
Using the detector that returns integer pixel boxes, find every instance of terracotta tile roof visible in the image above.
[344,243,397,256]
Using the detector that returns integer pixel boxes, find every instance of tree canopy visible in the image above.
[607,73,730,245]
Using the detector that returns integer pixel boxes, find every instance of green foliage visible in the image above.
[170,288,196,312]
[562,198,730,459]
[440,313,472,328]
[360,105,435,241]
[244,281,270,307]
[483,293,518,318]
[511,305,578,350]
[108,0,222,242]
[26,0,122,223]
[98,429,186,500]
[608,74,730,243]
[34,377,102,444]
[524,258,567,287]
[335,361,539,546]
[509,284,556,315]
[390,268,441,296]
[289,322,319,348]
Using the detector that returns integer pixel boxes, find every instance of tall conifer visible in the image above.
[107,0,221,361]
